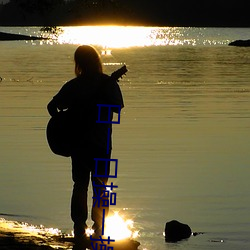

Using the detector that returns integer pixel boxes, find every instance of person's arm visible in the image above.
[47,80,74,116]
[108,80,124,114]
[47,99,58,117]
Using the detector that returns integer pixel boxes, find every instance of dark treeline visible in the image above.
[125,0,250,27]
[0,0,136,26]
[0,0,250,27]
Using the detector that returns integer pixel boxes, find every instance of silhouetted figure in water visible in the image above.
[47,45,124,244]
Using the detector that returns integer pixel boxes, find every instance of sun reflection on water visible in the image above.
[104,211,139,240]
[57,26,154,48]
[57,26,220,48]
[53,26,229,48]
[84,211,139,241]
[0,211,139,242]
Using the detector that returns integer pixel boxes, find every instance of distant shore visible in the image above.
[0,31,45,41]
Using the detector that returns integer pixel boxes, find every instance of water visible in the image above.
[0,26,250,250]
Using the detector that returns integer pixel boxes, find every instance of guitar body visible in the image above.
[46,65,127,157]
[46,110,73,157]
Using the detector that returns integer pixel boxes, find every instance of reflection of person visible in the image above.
[47,45,124,243]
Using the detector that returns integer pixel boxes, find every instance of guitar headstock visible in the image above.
[111,65,128,82]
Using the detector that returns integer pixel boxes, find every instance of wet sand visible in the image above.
[0,226,55,249]
[0,218,72,249]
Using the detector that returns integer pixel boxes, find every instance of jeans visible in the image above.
[71,147,111,237]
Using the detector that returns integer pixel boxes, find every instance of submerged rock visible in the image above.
[228,39,250,47]
[164,220,192,242]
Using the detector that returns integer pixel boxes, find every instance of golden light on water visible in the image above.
[57,26,154,48]
[1,212,139,242]
[104,211,139,240]
[38,26,232,47]
[55,26,207,48]
[73,211,139,241]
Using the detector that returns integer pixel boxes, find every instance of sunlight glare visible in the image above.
[57,26,154,48]
[85,227,95,237]
[104,211,139,240]
[45,26,228,47]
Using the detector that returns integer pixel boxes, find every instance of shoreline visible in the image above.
[0,31,45,41]
[0,218,140,250]
[0,218,68,249]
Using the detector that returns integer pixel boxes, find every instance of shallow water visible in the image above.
[0,27,250,249]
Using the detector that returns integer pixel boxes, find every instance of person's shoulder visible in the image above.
[60,77,81,90]
[53,77,80,99]
[64,77,80,86]
[100,73,120,85]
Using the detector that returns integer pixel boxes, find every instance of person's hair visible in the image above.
[74,45,103,76]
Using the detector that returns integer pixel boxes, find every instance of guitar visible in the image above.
[46,65,127,157]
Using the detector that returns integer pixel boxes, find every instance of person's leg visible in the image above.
[91,150,111,235]
[71,183,89,237]
[71,150,91,238]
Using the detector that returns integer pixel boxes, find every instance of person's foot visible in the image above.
[73,233,90,250]
[74,223,88,237]
[73,223,89,246]
[91,223,103,239]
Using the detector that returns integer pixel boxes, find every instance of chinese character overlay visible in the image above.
[91,104,122,248]
[93,158,118,178]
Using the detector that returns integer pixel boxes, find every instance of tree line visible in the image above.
[0,0,134,26]
[1,0,249,27]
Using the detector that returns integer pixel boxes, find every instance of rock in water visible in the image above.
[164,220,192,242]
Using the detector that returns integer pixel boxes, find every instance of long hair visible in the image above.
[74,45,103,76]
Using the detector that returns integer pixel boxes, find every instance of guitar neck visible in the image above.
[110,65,128,82]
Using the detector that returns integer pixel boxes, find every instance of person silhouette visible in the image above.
[47,45,124,244]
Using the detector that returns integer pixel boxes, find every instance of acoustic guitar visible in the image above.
[46,65,127,157]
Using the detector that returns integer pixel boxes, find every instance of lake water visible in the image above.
[0,26,250,250]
